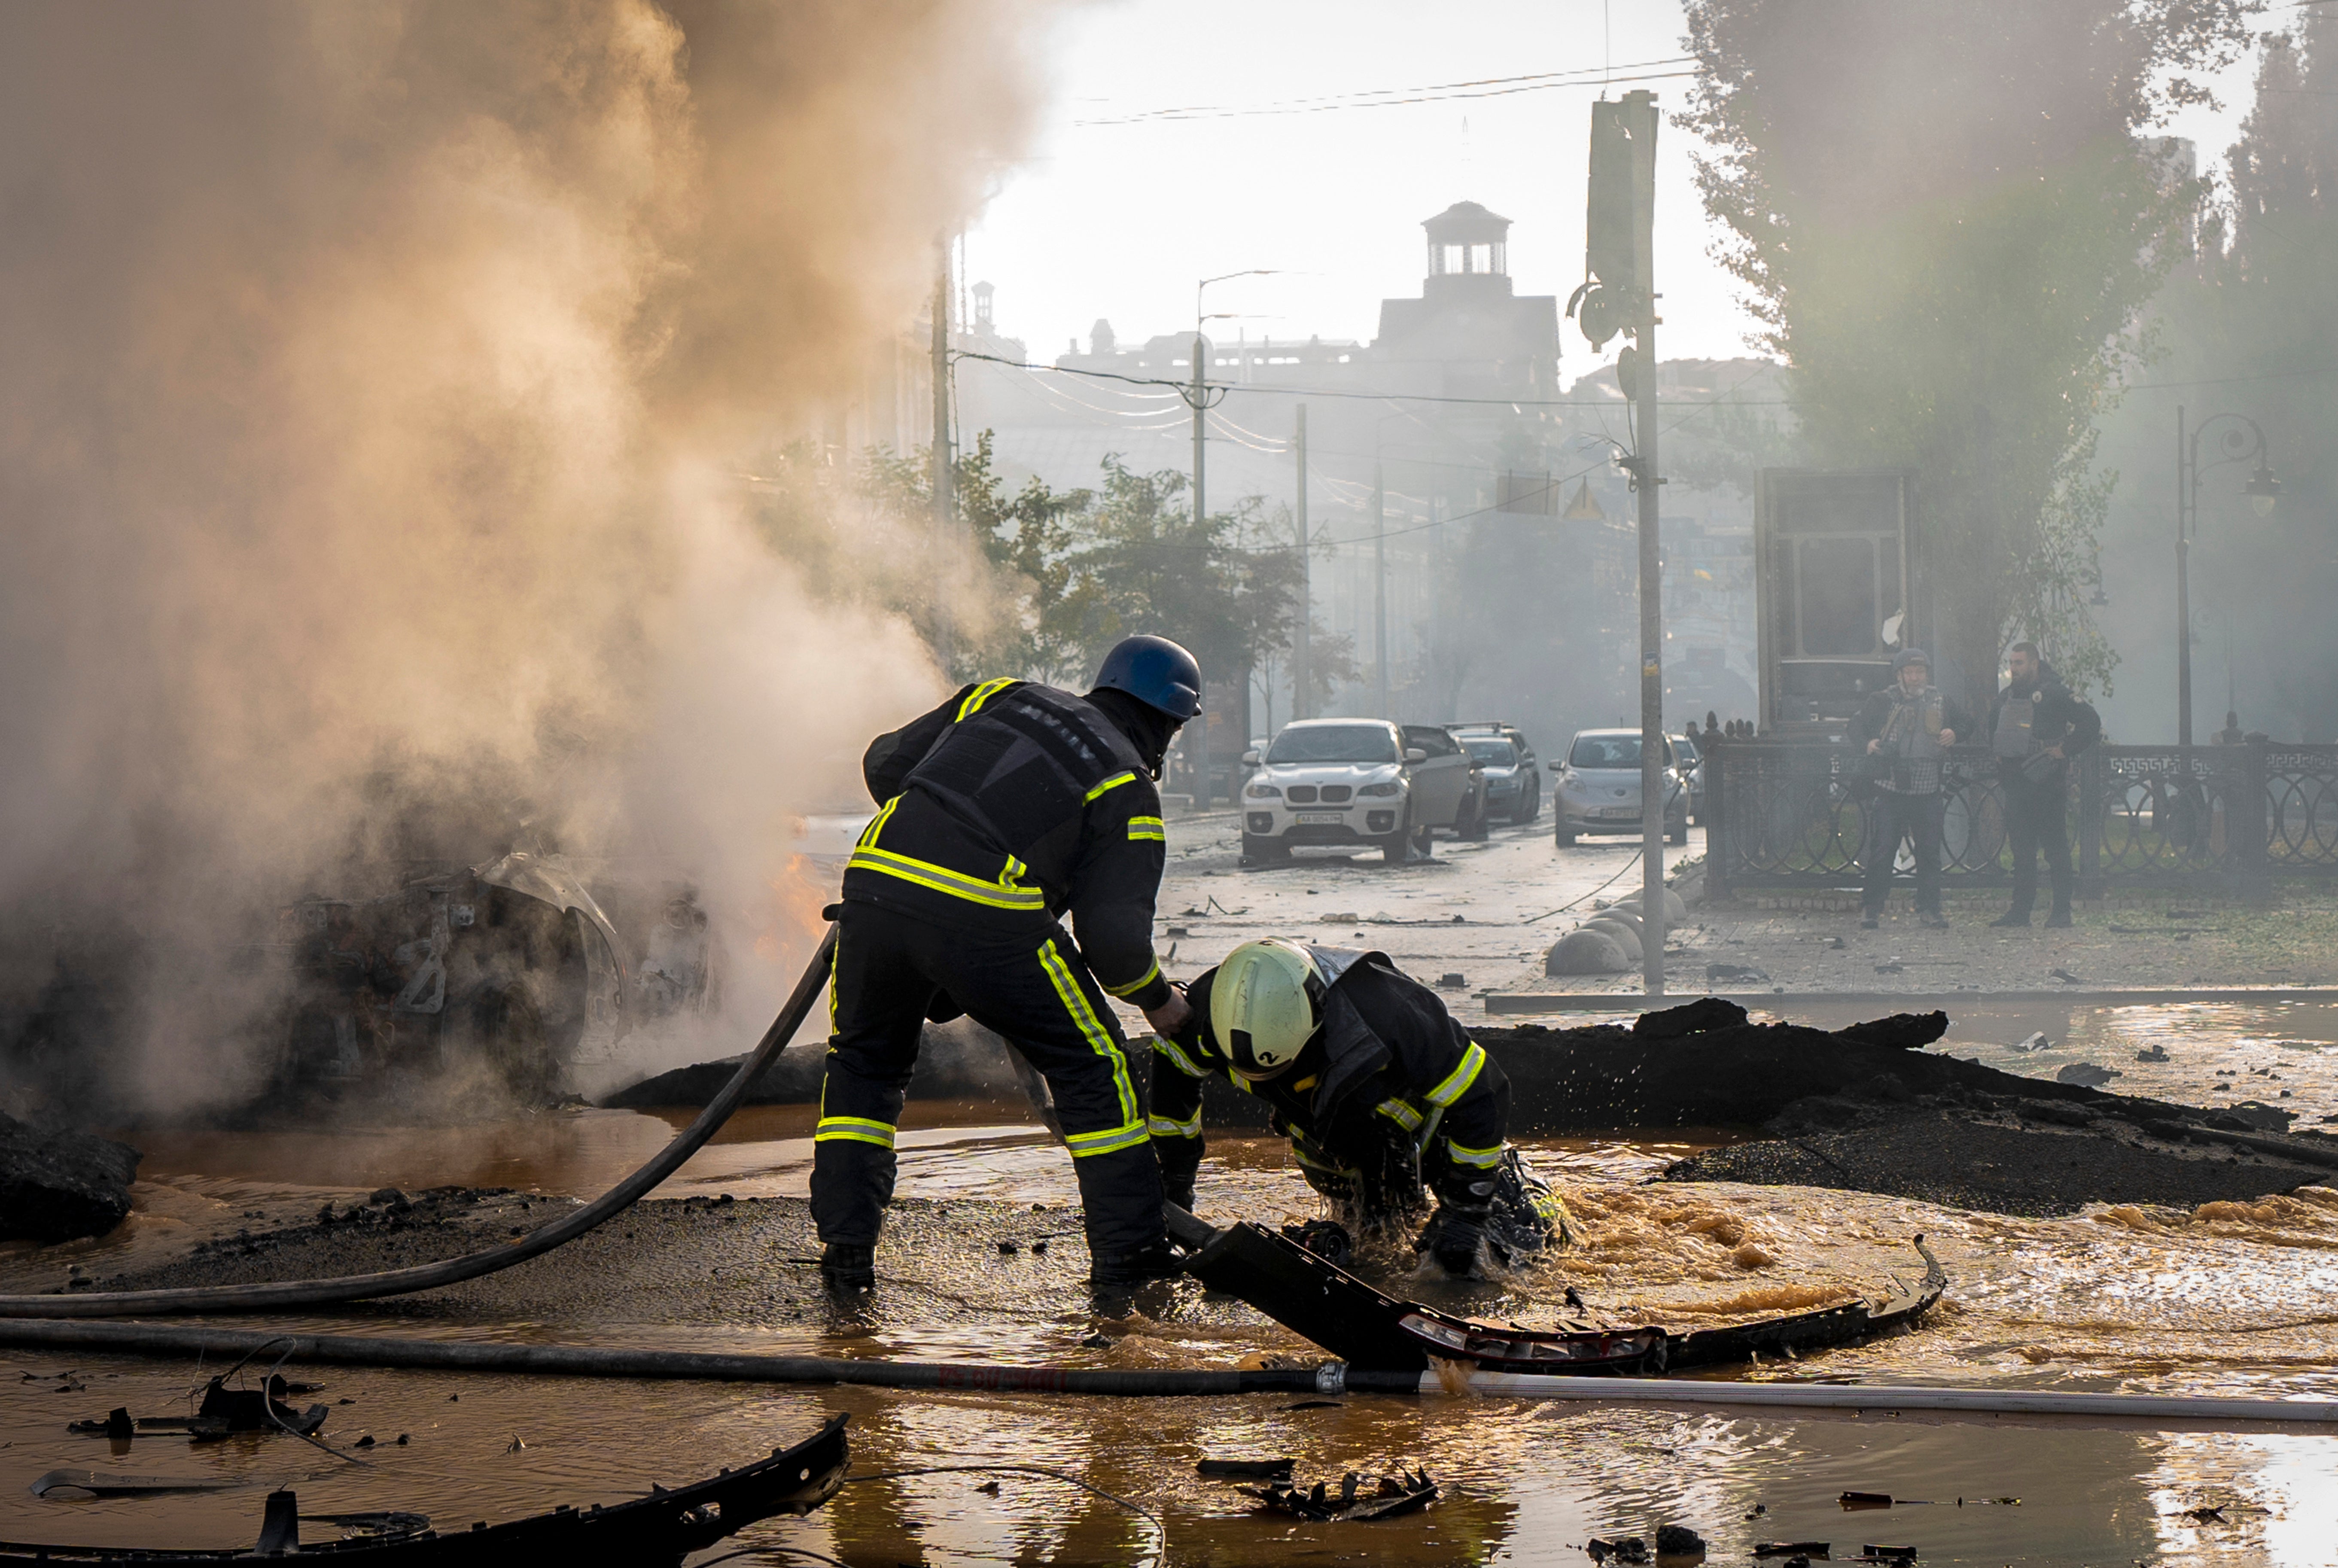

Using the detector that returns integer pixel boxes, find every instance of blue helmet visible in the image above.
[1092,635,1202,721]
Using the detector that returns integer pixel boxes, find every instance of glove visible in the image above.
[1427,1168,1495,1276]
[1425,1205,1487,1277]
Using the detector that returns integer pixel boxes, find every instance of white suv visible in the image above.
[1239,719,1477,864]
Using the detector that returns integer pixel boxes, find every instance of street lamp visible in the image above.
[2174,408,2278,747]
[2246,460,2283,518]
[1190,271,1282,530]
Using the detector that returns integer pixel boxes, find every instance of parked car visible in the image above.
[1452,722,1540,824]
[1550,728,1688,847]
[1673,730,1706,824]
[1240,719,1485,864]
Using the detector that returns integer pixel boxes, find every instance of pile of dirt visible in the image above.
[1656,1043,2338,1215]
[0,1114,140,1242]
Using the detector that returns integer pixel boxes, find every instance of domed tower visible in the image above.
[1422,200,1513,296]
[1373,200,1556,399]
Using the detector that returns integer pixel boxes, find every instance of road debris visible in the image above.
[1243,1466,1437,1521]
[1654,1522,1706,1555]
[30,1469,244,1499]
[69,1377,326,1440]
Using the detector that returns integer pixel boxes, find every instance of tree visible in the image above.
[1680,0,2253,706]
[1060,458,1304,699]
[857,441,1306,704]
[2135,14,2338,737]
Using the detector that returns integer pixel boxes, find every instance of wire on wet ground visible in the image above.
[1522,852,1645,923]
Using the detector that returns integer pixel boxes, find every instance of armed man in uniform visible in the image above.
[1985,640,2102,929]
[1148,938,1564,1277]
[816,636,1200,1296]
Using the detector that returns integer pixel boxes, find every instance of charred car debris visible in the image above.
[6,1412,849,1567]
[274,851,721,1102]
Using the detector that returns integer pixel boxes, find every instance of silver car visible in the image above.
[1551,728,1687,847]
[1240,719,1476,864]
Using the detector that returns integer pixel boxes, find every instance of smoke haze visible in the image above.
[0,1,1045,1115]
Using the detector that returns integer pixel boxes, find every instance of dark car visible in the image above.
[1451,722,1540,825]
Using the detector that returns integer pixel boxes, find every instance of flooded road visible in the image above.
[6,996,2337,1562]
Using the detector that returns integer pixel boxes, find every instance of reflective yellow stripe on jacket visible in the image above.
[1126,815,1166,842]
[1424,1041,1486,1108]
[847,797,1048,912]
[1101,959,1160,999]
[957,677,1017,721]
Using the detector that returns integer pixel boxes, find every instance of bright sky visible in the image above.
[963,0,2271,380]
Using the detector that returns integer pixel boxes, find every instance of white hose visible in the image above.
[1434,1371,2338,1425]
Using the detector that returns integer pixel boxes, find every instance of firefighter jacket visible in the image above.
[843,679,1173,1011]
[1150,945,1509,1197]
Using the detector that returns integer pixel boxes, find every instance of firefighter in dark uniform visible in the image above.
[1149,939,1565,1277]
[816,636,1200,1295]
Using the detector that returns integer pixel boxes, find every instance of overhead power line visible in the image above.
[951,350,1787,410]
[1075,60,1700,125]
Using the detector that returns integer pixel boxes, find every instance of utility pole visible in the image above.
[1625,89,1666,999]
[2176,404,2192,750]
[1294,403,1310,722]
[931,240,954,671]
[1373,457,1390,719]
[1579,88,1666,996]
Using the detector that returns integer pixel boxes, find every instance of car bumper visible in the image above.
[1245,805,1405,841]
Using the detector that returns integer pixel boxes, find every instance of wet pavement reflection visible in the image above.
[3,998,2335,1561]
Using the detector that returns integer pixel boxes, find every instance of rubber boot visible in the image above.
[1089,1238,1183,1294]
[2044,902,2073,929]
[1989,907,2031,928]
[820,1242,875,1294]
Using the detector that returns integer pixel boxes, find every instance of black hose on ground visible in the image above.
[0,927,840,1319]
[0,1319,1420,1396]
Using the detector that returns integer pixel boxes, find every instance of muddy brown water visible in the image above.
[2,998,2335,1562]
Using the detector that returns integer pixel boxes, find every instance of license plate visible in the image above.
[1294,811,1345,824]
[1597,806,1636,818]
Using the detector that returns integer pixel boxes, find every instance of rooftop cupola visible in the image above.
[1423,201,1510,282]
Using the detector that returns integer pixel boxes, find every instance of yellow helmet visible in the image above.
[1210,939,1325,1080]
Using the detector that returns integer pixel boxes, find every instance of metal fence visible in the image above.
[1703,740,2338,898]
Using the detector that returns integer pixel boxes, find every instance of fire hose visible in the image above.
[0,1317,2327,1426]
[0,926,841,1318]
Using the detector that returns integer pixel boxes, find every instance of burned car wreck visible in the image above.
[273,851,721,1103]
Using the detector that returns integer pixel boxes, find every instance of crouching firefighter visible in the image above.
[815,636,1201,1297]
[1151,939,1566,1277]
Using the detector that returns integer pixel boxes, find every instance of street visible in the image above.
[1148,808,1705,1008]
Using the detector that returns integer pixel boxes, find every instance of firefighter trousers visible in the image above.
[811,901,1163,1256]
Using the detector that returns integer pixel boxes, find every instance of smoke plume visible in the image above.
[0,1,1044,1116]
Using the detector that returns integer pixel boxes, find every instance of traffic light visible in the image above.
[1570,90,1658,350]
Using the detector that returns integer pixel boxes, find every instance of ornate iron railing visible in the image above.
[1704,740,2338,896]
